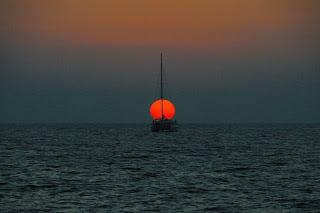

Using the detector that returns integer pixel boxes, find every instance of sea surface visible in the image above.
[0,124,319,212]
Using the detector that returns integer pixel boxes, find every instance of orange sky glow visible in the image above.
[1,0,319,48]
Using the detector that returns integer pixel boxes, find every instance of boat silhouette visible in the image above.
[150,53,178,132]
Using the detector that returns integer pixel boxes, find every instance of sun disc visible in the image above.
[149,99,175,120]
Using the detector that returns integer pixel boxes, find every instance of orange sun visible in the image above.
[150,99,175,120]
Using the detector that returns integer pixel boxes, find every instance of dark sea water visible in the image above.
[0,124,319,212]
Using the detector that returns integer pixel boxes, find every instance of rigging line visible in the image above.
[161,52,164,118]
[154,61,160,100]
[163,56,170,100]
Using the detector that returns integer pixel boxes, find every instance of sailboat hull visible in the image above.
[151,119,178,132]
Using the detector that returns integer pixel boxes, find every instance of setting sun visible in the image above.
[150,99,175,120]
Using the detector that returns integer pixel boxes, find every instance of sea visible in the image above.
[0,123,319,212]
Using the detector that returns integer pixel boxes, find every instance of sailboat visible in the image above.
[149,53,178,132]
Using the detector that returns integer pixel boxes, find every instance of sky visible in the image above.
[1,0,319,123]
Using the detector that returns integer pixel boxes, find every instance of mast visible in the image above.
[160,53,164,119]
